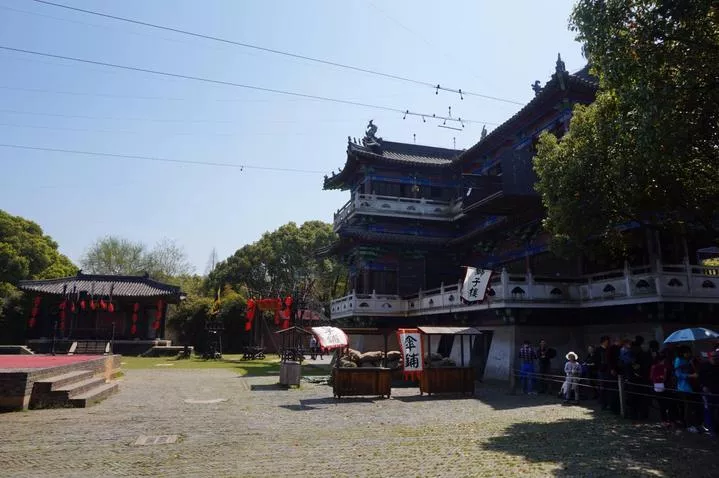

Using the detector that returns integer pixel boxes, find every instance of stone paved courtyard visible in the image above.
[1,367,717,477]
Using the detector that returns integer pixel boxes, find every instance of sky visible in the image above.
[0,0,585,274]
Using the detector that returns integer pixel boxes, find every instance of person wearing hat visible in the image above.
[563,351,582,404]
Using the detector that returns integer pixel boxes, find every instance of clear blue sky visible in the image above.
[0,0,584,273]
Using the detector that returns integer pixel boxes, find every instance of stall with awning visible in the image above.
[415,326,481,396]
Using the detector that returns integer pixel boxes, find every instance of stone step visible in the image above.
[54,377,108,399]
[32,370,95,394]
[68,381,119,408]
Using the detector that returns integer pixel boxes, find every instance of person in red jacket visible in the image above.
[650,352,671,425]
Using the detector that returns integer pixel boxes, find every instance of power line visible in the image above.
[0,45,499,126]
[29,0,524,106]
[0,143,326,174]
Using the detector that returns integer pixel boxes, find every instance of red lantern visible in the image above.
[108,303,115,313]
[70,302,76,313]
[244,320,252,332]
[28,317,36,328]
[130,302,139,335]
[58,300,67,330]
[99,299,107,311]
[80,300,86,310]
[246,299,256,320]
[90,300,96,311]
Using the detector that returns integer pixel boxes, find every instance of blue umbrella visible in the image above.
[663,327,719,344]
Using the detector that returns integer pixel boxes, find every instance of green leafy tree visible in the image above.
[0,209,76,342]
[534,0,719,253]
[0,209,76,296]
[208,221,344,309]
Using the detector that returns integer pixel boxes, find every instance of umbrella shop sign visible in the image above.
[311,326,349,350]
[461,267,492,303]
[397,328,424,380]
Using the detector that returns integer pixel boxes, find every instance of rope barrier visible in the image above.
[511,370,719,405]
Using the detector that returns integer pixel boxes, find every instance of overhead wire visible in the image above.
[0,45,500,126]
[28,0,524,106]
[0,143,326,174]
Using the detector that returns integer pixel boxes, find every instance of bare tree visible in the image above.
[81,236,193,279]
[80,236,146,275]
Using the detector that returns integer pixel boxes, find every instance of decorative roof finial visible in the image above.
[480,125,488,140]
[554,53,568,90]
[362,120,382,150]
[531,80,542,96]
[556,53,566,75]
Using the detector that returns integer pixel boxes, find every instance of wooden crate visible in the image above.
[419,367,475,396]
[332,367,392,399]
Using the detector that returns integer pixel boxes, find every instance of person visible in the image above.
[597,336,620,412]
[309,336,317,360]
[583,345,599,399]
[536,339,556,394]
[519,340,537,395]
[699,350,719,437]
[650,352,671,425]
[674,346,701,433]
[562,351,582,404]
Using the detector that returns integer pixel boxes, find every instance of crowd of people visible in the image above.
[517,336,719,437]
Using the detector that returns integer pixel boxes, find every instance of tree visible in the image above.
[80,236,193,279]
[208,221,345,307]
[534,0,719,253]
[0,210,76,341]
[0,209,76,297]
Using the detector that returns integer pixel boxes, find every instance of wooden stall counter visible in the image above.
[332,367,392,399]
[419,367,475,396]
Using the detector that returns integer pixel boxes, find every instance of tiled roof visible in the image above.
[324,140,461,190]
[350,141,460,166]
[458,65,598,162]
[18,272,184,302]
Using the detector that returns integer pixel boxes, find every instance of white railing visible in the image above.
[333,194,462,230]
[329,261,719,319]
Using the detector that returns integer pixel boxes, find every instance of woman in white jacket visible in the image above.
[563,351,582,404]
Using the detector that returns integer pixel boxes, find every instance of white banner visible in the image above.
[461,267,492,302]
[397,329,423,375]
[311,326,348,350]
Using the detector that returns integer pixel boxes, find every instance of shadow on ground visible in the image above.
[482,412,718,477]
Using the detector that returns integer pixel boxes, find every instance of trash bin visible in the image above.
[280,361,301,387]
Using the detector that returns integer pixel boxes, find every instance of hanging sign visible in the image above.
[397,328,423,379]
[311,326,348,350]
[461,267,492,303]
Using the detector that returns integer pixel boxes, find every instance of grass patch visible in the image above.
[119,354,331,377]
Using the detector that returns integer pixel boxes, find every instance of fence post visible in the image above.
[617,375,626,418]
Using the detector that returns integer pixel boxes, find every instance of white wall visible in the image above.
[480,325,515,381]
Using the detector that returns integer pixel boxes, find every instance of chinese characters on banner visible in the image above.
[460,267,492,303]
[397,328,423,380]
[311,326,349,351]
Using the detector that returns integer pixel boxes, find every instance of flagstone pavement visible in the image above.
[1,368,717,478]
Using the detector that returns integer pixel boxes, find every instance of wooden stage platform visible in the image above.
[0,354,121,411]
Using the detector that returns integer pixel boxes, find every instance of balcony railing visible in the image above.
[333,194,462,231]
[329,261,719,319]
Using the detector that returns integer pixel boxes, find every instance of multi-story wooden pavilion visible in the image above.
[19,271,185,354]
[323,56,719,383]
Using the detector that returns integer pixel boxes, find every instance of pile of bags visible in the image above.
[339,349,403,369]
[424,352,457,367]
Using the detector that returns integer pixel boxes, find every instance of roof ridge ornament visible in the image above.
[554,53,568,90]
[531,80,542,96]
[362,120,383,152]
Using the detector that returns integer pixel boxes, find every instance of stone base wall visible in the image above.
[0,355,120,412]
